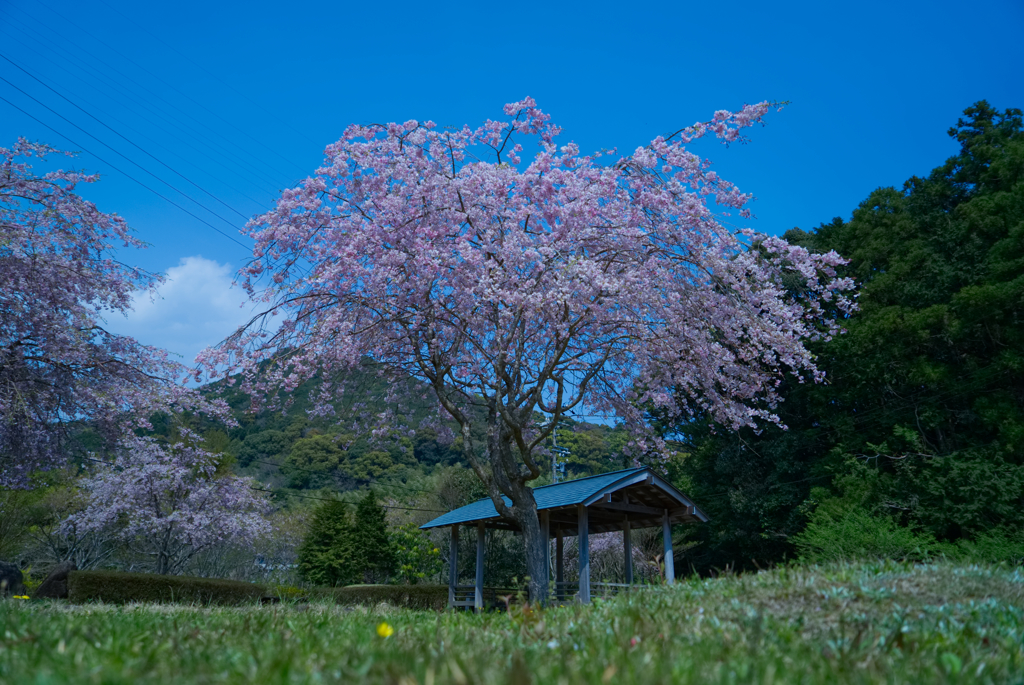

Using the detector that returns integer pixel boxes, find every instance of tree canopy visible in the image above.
[201,97,854,600]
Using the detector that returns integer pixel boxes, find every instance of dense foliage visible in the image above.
[676,101,1024,571]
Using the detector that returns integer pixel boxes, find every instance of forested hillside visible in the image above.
[675,101,1024,571]
[191,363,634,497]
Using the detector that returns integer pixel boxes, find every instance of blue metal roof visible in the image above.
[421,467,651,529]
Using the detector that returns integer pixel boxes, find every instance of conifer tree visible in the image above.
[352,490,397,584]
[296,500,357,586]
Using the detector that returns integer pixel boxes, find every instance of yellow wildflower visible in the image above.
[376,622,395,638]
[13,595,30,600]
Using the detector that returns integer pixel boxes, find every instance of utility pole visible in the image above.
[551,420,570,483]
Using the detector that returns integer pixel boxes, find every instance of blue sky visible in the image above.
[1,0,1022,365]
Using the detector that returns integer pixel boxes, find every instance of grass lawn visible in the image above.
[2,561,1023,684]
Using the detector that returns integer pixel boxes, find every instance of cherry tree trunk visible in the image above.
[501,478,549,604]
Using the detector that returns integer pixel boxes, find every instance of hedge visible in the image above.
[68,570,267,605]
[311,584,449,610]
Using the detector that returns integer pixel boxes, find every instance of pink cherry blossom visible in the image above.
[66,430,271,575]
[0,139,230,487]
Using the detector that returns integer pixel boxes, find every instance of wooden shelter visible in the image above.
[420,467,708,609]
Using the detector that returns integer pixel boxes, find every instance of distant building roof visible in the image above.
[421,467,708,532]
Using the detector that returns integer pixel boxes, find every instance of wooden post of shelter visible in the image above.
[623,518,633,585]
[662,509,675,585]
[555,527,564,601]
[475,522,485,612]
[448,524,459,608]
[623,492,633,585]
[540,510,550,602]
[578,503,590,604]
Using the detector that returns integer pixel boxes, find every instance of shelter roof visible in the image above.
[420,467,708,533]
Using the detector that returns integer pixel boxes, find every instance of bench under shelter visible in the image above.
[420,467,708,609]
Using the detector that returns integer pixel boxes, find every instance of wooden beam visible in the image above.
[662,510,675,585]
[591,501,667,517]
[449,524,459,609]
[475,523,485,612]
[578,504,590,604]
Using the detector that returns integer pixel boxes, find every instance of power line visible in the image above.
[79,456,444,513]
[0,75,253,239]
[247,458,434,494]
[0,9,298,193]
[0,94,251,251]
[249,487,445,513]
[0,53,253,222]
[0,26,281,203]
[25,1,311,178]
[0,28,276,207]
[95,0,324,151]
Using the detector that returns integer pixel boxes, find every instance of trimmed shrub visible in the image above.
[68,570,266,605]
[311,584,448,610]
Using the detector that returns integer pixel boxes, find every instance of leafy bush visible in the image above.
[794,478,1024,566]
[270,584,307,601]
[949,529,1024,566]
[393,523,442,584]
[68,570,266,605]
[310,583,448,610]
[21,567,42,595]
[793,494,940,563]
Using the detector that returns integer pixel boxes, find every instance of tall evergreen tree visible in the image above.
[351,490,397,584]
[296,500,358,586]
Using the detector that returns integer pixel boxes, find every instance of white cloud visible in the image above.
[105,256,260,367]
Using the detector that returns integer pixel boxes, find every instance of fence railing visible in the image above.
[452,581,641,608]
[450,585,523,608]
[554,581,632,600]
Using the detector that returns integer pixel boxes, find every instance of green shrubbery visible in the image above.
[675,103,1024,574]
[794,484,1024,565]
[63,569,448,610]
[68,570,266,605]
[793,500,940,563]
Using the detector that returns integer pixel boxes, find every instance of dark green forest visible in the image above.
[673,101,1024,570]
